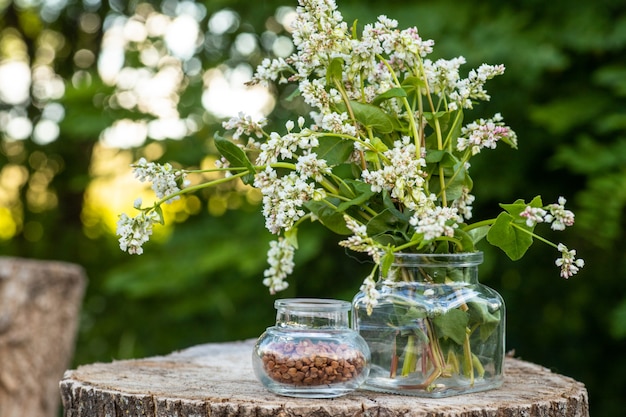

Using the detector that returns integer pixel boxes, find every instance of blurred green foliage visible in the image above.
[1,0,625,415]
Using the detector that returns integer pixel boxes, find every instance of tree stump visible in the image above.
[60,339,589,417]
[0,257,87,417]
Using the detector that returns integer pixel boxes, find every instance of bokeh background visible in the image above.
[1,0,625,415]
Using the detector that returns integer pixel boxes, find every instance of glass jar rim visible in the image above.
[274,298,351,312]
[389,251,484,266]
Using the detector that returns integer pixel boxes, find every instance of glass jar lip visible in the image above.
[389,251,484,266]
[274,298,351,312]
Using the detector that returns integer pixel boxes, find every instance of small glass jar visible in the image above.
[252,298,370,398]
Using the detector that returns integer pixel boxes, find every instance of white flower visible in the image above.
[132,158,186,202]
[451,187,475,221]
[116,211,161,255]
[300,79,341,114]
[263,238,295,294]
[361,137,426,209]
[255,129,319,167]
[555,243,585,279]
[545,197,575,231]
[359,272,380,315]
[320,112,357,136]
[338,215,379,258]
[520,206,547,227]
[457,114,517,155]
[289,0,350,80]
[449,64,506,109]
[410,206,460,241]
[254,169,316,234]
[221,112,267,139]
[248,57,291,85]
[295,152,331,182]
[423,57,466,97]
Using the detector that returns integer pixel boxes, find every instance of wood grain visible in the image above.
[60,339,589,417]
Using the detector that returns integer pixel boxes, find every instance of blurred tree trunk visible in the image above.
[0,258,86,417]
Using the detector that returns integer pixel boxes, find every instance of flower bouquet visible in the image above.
[117,0,583,396]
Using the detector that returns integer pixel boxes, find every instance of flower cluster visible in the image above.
[520,196,575,231]
[131,157,187,201]
[116,211,161,255]
[117,0,583,301]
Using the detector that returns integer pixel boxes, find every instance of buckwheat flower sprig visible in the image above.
[117,0,583,298]
[116,210,161,255]
[263,237,296,294]
[132,157,189,201]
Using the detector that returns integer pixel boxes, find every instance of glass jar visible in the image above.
[252,298,370,398]
[352,252,505,397]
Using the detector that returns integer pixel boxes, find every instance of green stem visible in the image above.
[435,149,472,201]
[472,353,485,378]
[393,235,464,253]
[323,132,382,155]
[433,117,448,207]
[390,331,399,378]
[318,176,340,196]
[401,335,418,376]
[463,218,496,232]
[153,170,250,206]
[333,78,368,170]
[377,55,421,157]
[441,110,464,151]
[426,319,446,371]
[463,327,474,386]
[511,223,559,249]
[181,166,247,174]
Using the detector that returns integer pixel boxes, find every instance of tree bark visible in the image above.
[0,257,86,417]
[60,339,589,417]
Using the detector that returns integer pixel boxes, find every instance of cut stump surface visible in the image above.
[60,339,588,417]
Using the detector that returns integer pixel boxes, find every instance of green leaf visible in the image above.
[423,110,449,122]
[425,149,459,166]
[453,228,477,253]
[486,212,534,260]
[380,249,395,277]
[372,87,408,106]
[351,19,358,39]
[405,306,427,320]
[465,225,490,245]
[153,205,165,225]
[369,136,389,153]
[366,209,404,235]
[428,156,470,201]
[468,301,502,342]
[284,227,299,249]
[372,232,409,247]
[401,76,426,95]
[433,308,469,345]
[304,200,351,234]
[382,189,411,222]
[425,109,463,134]
[327,57,344,86]
[500,196,543,217]
[340,101,395,134]
[214,133,256,184]
[316,135,354,165]
[284,87,301,102]
[336,179,376,212]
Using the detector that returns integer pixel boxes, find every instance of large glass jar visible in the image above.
[252,298,371,398]
[352,252,505,397]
